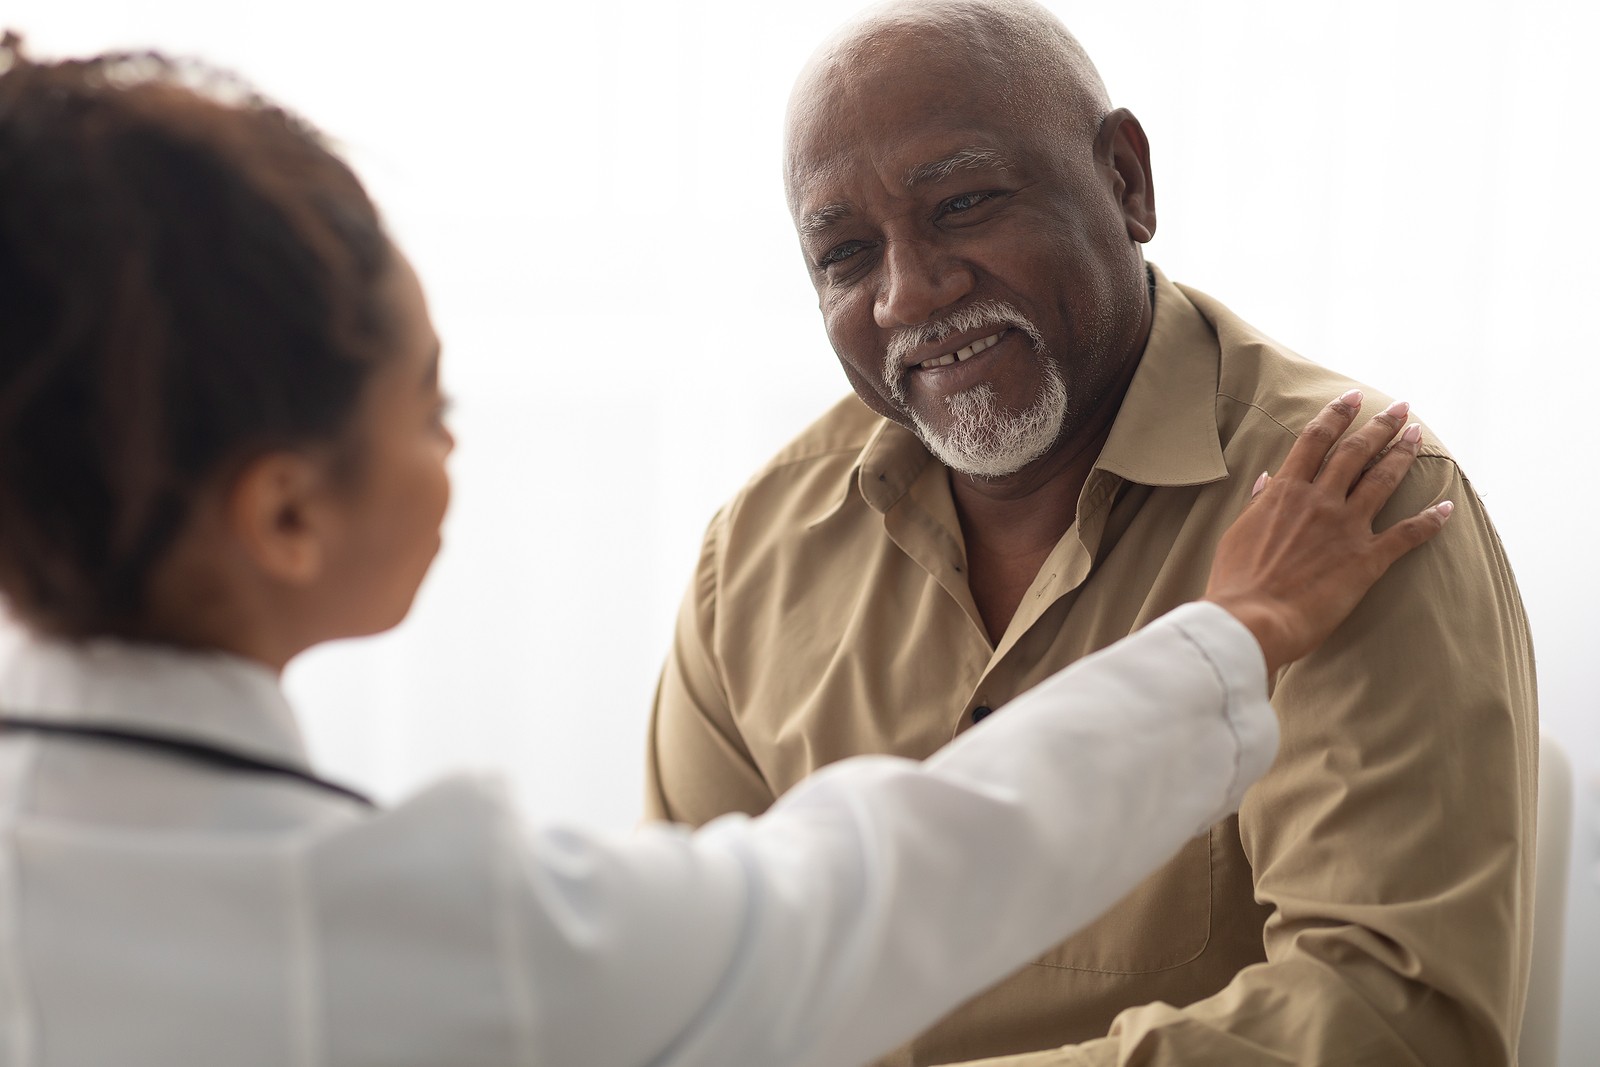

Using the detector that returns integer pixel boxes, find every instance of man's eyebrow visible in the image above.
[796,147,1015,238]
[798,202,853,239]
[904,147,1015,188]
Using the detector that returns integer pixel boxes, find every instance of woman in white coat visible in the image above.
[0,41,1449,1067]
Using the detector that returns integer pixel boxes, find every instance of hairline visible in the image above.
[784,1,1112,224]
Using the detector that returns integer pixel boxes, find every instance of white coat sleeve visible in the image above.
[511,601,1275,1067]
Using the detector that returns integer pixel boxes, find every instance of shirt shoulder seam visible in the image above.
[1215,391,1456,463]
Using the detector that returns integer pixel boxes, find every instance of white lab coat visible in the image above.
[0,602,1273,1067]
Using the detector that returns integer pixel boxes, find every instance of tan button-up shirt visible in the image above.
[645,266,1538,1067]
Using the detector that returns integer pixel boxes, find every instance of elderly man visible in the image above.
[645,2,1536,1064]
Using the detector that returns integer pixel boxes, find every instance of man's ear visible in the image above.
[1095,108,1157,244]
[224,452,339,586]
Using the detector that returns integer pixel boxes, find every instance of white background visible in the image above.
[9,1,1598,1061]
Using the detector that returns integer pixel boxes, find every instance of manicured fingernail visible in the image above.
[1435,500,1455,518]
[1338,389,1363,408]
[1401,423,1422,445]
[1384,399,1410,420]
[1251,471,1269,498]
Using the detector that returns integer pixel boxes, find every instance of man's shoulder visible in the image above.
[1176,281,1457,467]
[716,393,880,521]
[690,394,895,586]
[750,393,882,477]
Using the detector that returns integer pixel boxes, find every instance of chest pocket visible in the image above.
[1031,826,1214,974]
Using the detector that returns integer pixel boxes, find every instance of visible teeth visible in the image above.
[918,330,1004,370]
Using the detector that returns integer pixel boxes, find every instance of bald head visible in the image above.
[785,0,1111,202]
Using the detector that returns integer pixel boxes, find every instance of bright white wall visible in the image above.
[10,1,1599,1061]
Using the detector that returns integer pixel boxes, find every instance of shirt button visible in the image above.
[971,705,993,723]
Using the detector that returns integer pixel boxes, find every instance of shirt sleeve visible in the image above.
[644,507,777,823]
[947,457,1539,1067]
[521,602,1277,1067]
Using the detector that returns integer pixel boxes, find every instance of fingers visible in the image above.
[1269,387,1443,537]
[1345,421,1422,517]
[1373,498,1454,567]
[1279,392,1424,517]
[1275,389,1363,482]
[1318,398,1412,491]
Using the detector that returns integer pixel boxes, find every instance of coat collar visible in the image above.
[0,617,311,774]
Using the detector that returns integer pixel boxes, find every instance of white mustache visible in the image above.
[883,301,1046,399]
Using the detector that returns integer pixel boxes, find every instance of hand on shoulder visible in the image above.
[1203,391,1453,674]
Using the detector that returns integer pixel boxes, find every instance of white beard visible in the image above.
[909,362,1068,478]
[883,300,1068,479]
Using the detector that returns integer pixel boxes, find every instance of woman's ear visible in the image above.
[224,452,340,586]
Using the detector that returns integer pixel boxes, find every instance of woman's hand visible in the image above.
[1203,390,1453,675]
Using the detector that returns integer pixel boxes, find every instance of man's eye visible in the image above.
[941,191,996,216]
[819,240,869,269]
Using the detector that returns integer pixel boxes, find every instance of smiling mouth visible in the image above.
[916,330,1005,370]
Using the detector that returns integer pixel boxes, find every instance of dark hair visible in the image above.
[0,34,393,638]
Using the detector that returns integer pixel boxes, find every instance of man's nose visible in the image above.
[873,239,974,330]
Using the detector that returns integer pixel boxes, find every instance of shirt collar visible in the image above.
[1093,263,1229,488]
[805,417,930,526]
[815,261,1229,522]
[0,619,312,773]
